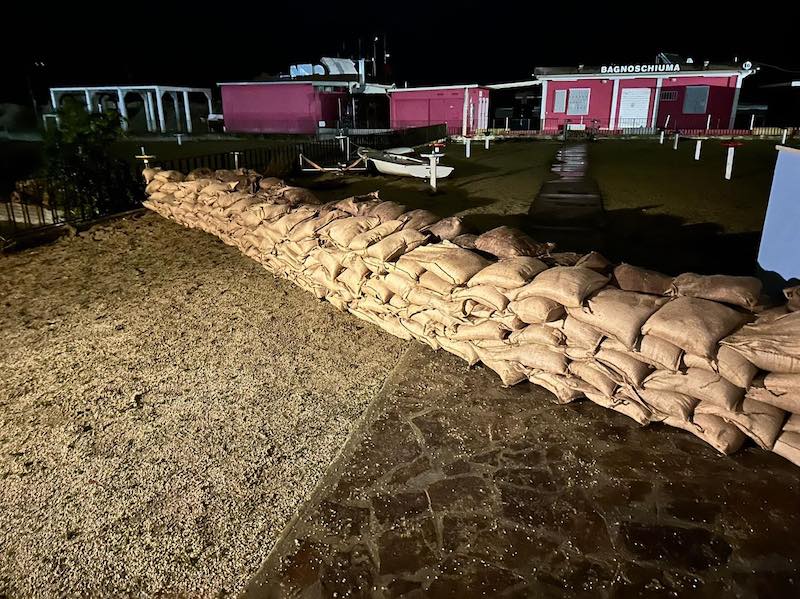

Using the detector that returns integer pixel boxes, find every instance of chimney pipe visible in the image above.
[358,58,366,86]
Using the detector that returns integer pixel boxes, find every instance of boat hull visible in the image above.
[370,158,454,179]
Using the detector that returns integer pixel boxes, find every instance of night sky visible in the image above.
[3,3,798,104]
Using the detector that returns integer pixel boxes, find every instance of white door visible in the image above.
[618,88,651,128]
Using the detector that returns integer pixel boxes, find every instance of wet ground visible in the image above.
[244,345,800,599]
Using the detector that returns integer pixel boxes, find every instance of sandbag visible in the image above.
[637,335,683,372]
[784,413,800,434]
[418,271,456,295]
[773,431,800,467]
[642,297,751,359]
[560,316,604,352]
[569,360,618,397]
[545,252,581,267]
[403,242,491,285]
[508,324,565,347]
[516,267,609,308]
[670,273,762,309]
[482,359,528,387]
[474,226,554,259]
[721,311,800,373]
[575,251,612,274]
[153,169,184,183]
[324,215,382,248]
[633,388,698,421]
[695,398,786,450]
[785,285,800,312]
[366,229,429,262]
[613,263,674,295]
[687,414,748,455]
[362,277,394,303]
[397,209,438,231]
[529,372,586,404]
[585,391,652,426]
[643,368,744,410]
[681,345,758,389]
[595,347,653,386]
[507,297,565,324]
[567,288,667,349]
[467,257,549,289]
[451,234,478,249]
[424,216,465,240]
[453,285,509,313]
[438,337,480,367]
[363,201,406,222]
[451,320,509,342]
[476,343,568,374]
[288,209,347,241]
[348,220,404,250]
[746,374,800,413]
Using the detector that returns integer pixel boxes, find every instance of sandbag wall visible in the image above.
[141,166,800,466]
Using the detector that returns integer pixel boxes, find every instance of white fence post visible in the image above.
[782,129,788,144]
[695,139,702,160]
[659,131,665,144]
[725,147,735,180]
[465,138,471,158]
[673,132,679,150]
[484,137,490,150]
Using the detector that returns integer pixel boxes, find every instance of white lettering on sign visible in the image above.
[600,64,682,74]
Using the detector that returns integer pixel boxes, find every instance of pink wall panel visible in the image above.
[221,83,320,134]
[656,75,738,129]
[543,79,614,128]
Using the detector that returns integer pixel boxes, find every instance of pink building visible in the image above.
[535,62,755,131]
[388,85,490,136]
[218,81,349,134]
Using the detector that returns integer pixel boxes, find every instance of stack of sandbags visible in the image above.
[140,166,800,465]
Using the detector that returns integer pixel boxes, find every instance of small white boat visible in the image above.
[358,148,454,180]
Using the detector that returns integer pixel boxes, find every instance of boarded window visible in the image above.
[553,89,567,113]
[683,86,709,114]
[659,90,678,101]
[567,89,590,115]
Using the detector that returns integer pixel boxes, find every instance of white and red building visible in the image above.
[535,62,755,132]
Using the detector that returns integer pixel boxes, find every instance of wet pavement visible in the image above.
[243,345,800,599]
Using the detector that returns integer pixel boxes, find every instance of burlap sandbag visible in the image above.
[595,347,653,386]
[438,337,480,367]
[721,311,800,373]
[153,169,185,183]
[515,267,609,308]
[145,179,165,194]
[476,343,568,374]
[644,368,744,410]
[451,234,479,250]
[451,320,509,342]
[773,431,800,467]
[468,257,549,289]
[670,273,762,309]
[528,372,586,404]
[482,359,528,387]
[695,398,786,450]
[637,335,683,372]
[400,209,440,231]
[323,215,381,248]
[384,272,415,297]
[507,297,565,324]
[642,297,751,359]
[474,226,554,259]
[424,216,465,241]
[362,277,394,303]
[632,388,698,421]
[686,414,748,455]
[142,167,159,184]
[453,286,509,313]
[363,201,407,222]
[784,413,800,434]
[348,220,404,251]
[569,360,618,397]
[585,391,652,426]
[560,316,604,352]
[575,251,612,274]
[402,242,491,285]
[613,263,674,295]
[418,271,456,295]
[366,229,429,263]
[567,288,667,350]
[509,324,565,347]
[746,374,800,413]
[681,345,758,389]
[545,252,582,267]
[258,177,285,191]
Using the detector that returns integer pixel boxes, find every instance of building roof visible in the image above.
[761,80,800,88]
[534,63,753,80]
[50,85,210,93]
[388,84,480,93]
[486,80,541,90]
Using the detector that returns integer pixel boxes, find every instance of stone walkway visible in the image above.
[243,345,800,598]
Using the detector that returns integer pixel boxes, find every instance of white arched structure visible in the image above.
[48,85,213,134]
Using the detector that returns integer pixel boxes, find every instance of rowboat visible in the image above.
[358,147,454,179]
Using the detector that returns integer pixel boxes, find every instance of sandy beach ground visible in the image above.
[0,213,407,597]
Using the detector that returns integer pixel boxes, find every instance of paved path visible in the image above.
[243,345,800,598]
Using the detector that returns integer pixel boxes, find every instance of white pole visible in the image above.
[694,139,702,160]
[725,147,735,180]
[155,89,166,133]
[659,130,665,144]
[749,114,755,131]
[465,138,471,158]
[176,133,183,146]
[706,114,711,130]
[782,129,788,144]
[117,89,129,131]
[429,154,437,192]
[485,137,490,150]
[505,116,510,131]
[664,114,671,129]
[182,90,193,134]
[673,132,679,150]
